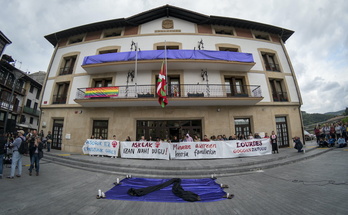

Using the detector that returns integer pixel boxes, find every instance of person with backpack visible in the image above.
[7,130,26,179]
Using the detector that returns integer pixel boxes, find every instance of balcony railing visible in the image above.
[272,92,288,102]
[265,62,281,72]
[52,95,67,104]
[75,84,262,100]
[59,67,73,76]
[0,77,26,95]
[0,100,21,113]
[23,106,41,116]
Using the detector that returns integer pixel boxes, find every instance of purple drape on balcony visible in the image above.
[82,50,254,65]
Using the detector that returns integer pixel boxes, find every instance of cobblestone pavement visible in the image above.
[0,141,347,215]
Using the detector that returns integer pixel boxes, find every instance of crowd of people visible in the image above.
[0,129,53,179]
[314,121,348,148]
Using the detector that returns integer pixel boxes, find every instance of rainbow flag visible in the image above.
[85,87,119,98]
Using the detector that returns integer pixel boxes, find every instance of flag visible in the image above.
[85,87,119,98]
[156,61,168,107]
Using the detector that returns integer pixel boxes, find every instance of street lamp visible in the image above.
[3,69,25,135]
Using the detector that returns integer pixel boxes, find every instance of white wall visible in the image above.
[141,17,196,34]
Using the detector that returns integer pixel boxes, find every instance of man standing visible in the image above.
[7,130,26,179]
[46,131,52,152]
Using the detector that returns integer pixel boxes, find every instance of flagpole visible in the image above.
[164,40,168,96]
[135,42,138,97]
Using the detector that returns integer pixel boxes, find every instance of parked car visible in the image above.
[304,130,315,141]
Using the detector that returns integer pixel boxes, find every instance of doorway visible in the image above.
[52,119,64,150]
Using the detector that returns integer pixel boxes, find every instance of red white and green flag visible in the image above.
[156,61,168,108]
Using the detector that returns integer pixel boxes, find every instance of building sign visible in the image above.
[162,19,174,29]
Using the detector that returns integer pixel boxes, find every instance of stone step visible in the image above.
[42,147,333,178]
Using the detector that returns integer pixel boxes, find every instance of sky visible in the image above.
[1,0,347,114]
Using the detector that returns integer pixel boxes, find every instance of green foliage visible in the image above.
[342,117,348,124]
[302,112,334,126]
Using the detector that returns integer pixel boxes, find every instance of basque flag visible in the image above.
[156,61,168,107]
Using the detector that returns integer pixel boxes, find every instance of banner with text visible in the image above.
[82,139,120,157]
[170,138,271,159]
[121,141,170,160]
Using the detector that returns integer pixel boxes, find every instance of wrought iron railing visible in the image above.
[75,84,262,100]
[265,62,281,72]
[272,92,288,102]
[23,106,41,116]
[52,95,67,104]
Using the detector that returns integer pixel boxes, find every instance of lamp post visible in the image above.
[3,69,25,135]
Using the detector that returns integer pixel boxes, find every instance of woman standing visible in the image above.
[270,131,279,154]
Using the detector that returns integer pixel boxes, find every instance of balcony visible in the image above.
[0,77,26,95]
[52,95,67,104]
[74,84,263,107]
[59,67,74,76]
[82,50,255,74]
[23,106,41,116]
[265,62,281,72]
[272,92,288,102]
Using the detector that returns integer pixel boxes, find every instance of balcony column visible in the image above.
[3,70,24,134]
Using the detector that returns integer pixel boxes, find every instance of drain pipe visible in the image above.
[279,34,305,145]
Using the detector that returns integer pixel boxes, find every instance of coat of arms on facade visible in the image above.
[162,19,174,29]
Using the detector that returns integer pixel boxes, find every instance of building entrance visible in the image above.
[136,120,202,141]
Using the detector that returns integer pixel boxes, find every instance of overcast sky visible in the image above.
[1,0,347,113]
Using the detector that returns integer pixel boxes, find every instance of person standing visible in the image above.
[7,130,26,179]
[29,137,44,176]
[0,133,6,179]
[46,131,52,152]
[28,130,38,164]
[270,131,279,154]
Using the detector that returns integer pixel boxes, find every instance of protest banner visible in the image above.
[82,139,120,157]
[120,141,170,160]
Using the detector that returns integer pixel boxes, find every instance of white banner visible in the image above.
[170,138,271,159]
[82,139,271,160]
[121,141,170,160]
[82,139,120,157]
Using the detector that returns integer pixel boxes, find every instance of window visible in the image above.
[225,77,248,97]
[214,26,234,35]
[36,89,41,99]
[53,82,70,104]
[92,120,108,139]
[262,52,281,72]
[59,55,77,75]
[30,117,34,124]
[154,75,180,97]
[29,85,34,93]
[20,115,26,123]
[234,118,251,137]
[103,28,122,38]
[253,31,270,41]
[157,46,179,50]
[219,47,239,52]
[68,34,84,44]
[34,102,38,110]
[26,99,32,108]
[269,79,288,102]
[99,49,118,54]
[93,78,112,88]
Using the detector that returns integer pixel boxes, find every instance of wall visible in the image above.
[41,105,302,153]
